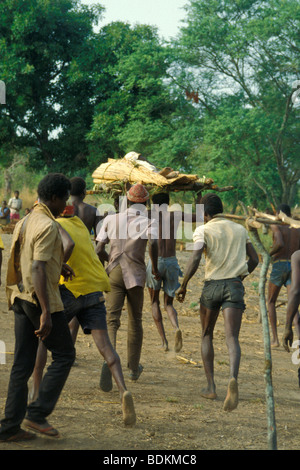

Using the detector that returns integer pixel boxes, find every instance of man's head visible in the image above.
[14,190,19,198]
[1,200,7,207]
[70,177,86,198]
[127,183,149,206]
[37,173,71,217]
[276,203,291,217]
[200,193,223,221]
[152,192,170,206]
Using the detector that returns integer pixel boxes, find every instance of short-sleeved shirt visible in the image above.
[8,197,22,215]
[6,203,64,313]
[96,207,158,289]
[193,216,251,281]
[57,216,110,297]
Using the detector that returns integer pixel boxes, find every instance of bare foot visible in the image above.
[122,391,136,426]
[200,388,217,400]
[271,340,280,348]
[223,378,238,412]
[174,328,182,353]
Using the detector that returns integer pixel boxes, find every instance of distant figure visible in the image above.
[8,190,22,222]
[267,204,300,348]
[70,177,103,237]
[0,200,10,224]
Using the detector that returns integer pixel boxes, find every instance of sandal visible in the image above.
[0,429,36,442]
[23,418,60,438]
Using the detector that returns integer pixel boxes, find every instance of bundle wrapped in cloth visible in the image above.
[91,152,206,191]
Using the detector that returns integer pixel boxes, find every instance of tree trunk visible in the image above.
[276,160,299,206]
[4,169,12,198]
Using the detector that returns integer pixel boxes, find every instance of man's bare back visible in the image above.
[69,176,103,236]
[270,225,300,261]
[268,205,300,347]
[71,199,103,235]
[155,210,181,258]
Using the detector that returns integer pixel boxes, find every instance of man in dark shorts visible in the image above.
[146,192,198,352]
[282,250,300,387]
[30,206,136,426]
[0,173,75,442]
[267,204,300,347]
[177,193,258,411]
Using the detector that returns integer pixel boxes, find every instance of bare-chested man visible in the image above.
[267,204,300,348]
[146,192,200,352]
[70,176,103,237]
[282,250,300,387]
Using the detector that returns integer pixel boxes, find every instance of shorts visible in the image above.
[59,285,107,334]
[146,256,183,298]
[269,260,291,287]
[200,277,245,311]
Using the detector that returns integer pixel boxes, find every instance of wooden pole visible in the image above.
[246,225,277,450]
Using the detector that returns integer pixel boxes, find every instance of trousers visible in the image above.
[105,264,144,372]
[0,298,75,438]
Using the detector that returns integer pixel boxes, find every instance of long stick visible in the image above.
[249,227,277,450]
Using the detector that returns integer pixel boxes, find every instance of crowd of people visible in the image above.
[0,172,299,443]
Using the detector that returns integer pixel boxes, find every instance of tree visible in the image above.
[0,0,102,174]
[175,0,300,206]
[86,22,201,171]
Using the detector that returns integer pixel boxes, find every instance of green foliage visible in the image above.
[0,0,299,209]
[0,0,102,173]
[175,0,300,207]
[86,22,200,170]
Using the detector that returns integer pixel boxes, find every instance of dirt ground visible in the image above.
[0,232,299,452]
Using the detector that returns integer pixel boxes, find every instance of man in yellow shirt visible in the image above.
[31,206,136,426]
[177,193,258,412]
